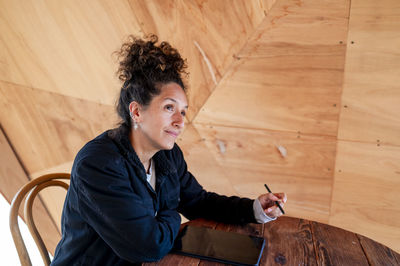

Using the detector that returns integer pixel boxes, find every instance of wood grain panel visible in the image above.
[0,127,60,254]
[0,81,117,174]
[176,124,237,197]
[193,124,334,222]
[194,124,336,180]
[330,140,400,253]
[239,0,350,58]
[338,0,400,145]
[129,0,274,121]
[194,54,345,136]
[0,0,141,104]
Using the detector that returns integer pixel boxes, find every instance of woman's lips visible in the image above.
[165,130,179,138]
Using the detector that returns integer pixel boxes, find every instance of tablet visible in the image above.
[171,225,265,266]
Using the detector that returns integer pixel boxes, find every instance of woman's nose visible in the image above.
[173,112,185,128]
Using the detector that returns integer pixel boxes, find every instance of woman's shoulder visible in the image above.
[75,130,123,164]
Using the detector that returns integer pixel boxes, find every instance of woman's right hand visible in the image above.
[257,192,287,218]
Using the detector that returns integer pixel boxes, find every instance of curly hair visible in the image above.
[113,34,188,130]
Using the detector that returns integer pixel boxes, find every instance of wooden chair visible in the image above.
[9,173,70,266]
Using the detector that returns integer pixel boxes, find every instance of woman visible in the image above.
[51,35,286,265]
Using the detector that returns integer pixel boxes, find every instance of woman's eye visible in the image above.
[165,105,174,112]
[181,111,186,117]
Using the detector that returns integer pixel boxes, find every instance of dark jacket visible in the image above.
[51,128,256,265]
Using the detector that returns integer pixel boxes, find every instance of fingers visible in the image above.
[266,192,287,204]
[265,202,285,218]
[258,192,287,209]
[266,193,278,201]
[262,193,286,218]
[257,193,270,204]
[267,201,285,212]
[274,192,287,204]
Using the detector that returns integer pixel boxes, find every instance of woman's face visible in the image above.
[133,82,188,151]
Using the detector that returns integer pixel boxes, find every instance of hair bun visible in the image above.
[114,34,187,83]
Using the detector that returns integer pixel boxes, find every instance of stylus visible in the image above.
[264,184,285,214]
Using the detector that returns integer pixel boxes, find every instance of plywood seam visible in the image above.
[0,125,61,237]
[226,54,347,59]
[188,69,227,123]
[0,31,29,87]
[216,164,333,183]
[329,140,340,222]
[0,79,114,107]
[234,4,271,59]
[269,0,279,14]
[190,11,271,123]
[346,0,352,20]
[328,0,352,223]
[218,0,278,62]
[0,124,30,179]
[337,138,400,148]
[193,121,338,139]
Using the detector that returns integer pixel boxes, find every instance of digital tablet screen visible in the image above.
[171,225,265,266]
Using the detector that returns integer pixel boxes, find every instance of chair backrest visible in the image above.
[9,173,70,266]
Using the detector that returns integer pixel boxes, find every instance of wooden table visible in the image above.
[144,217,400,266]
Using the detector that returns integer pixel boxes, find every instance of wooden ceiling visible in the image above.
[1,0,399,254]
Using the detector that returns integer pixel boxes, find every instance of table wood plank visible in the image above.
[311,221,369,265]
[262,217,317,266]
[357,234,400,266]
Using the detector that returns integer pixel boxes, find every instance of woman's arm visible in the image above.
[72,153,181,262]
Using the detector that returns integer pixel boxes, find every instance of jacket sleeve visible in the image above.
[72,152,181,262]
[173,145,257,224]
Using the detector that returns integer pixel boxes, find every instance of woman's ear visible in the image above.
[129,101,141,122]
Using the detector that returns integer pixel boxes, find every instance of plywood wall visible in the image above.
[1,0,399,254]
[330,0,400,251]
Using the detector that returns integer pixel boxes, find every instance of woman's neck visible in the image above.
[129,129,155,173]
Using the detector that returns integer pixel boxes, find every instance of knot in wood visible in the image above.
[274,253,287,264]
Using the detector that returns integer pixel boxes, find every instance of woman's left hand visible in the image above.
[258,192,287,218]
